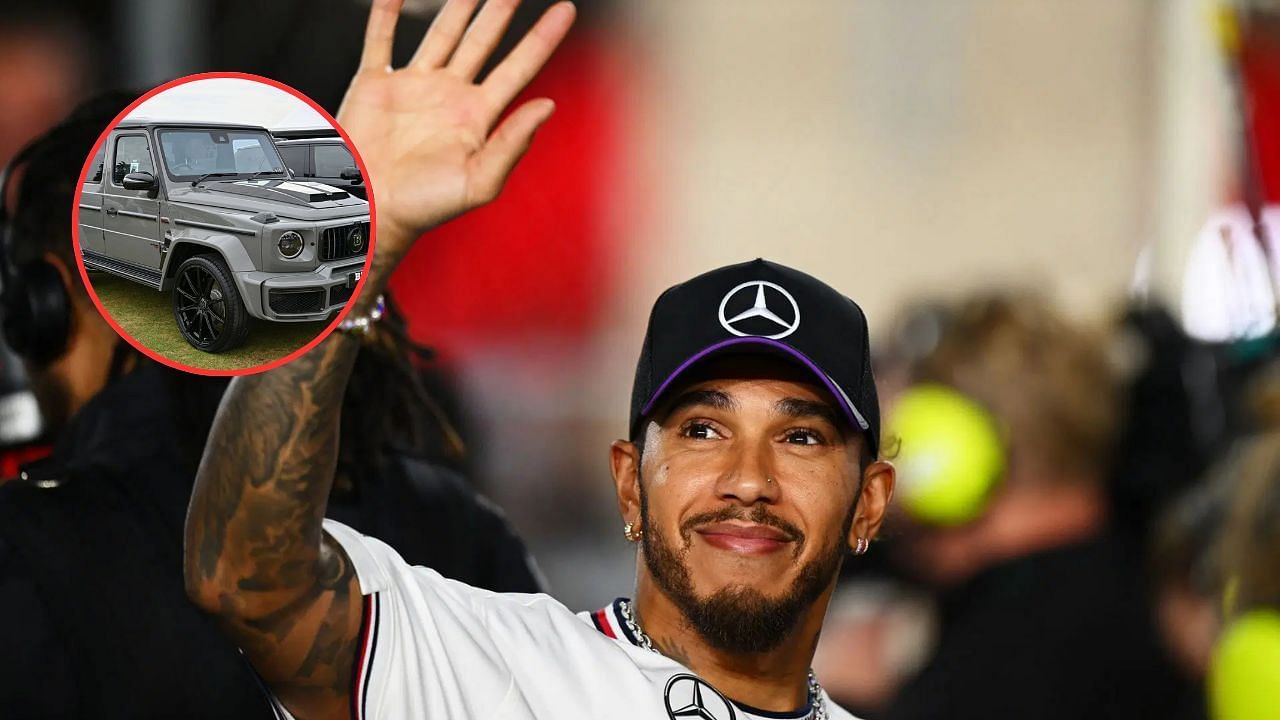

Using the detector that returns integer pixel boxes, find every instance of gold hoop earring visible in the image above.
[624,521,642,542]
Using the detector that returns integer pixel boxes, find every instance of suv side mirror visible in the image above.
[122,171,157,191]
[340,166,363,183]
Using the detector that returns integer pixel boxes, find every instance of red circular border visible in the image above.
[71,71,377,377]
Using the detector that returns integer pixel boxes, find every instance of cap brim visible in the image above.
[639,336,872,440]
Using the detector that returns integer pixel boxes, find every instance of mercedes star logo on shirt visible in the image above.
[718,280,801,339]
[664,674,738,720]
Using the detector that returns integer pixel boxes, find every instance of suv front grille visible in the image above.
[320,222,370,262]
[269,289,325,315]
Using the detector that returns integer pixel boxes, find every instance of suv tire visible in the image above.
[172,254,250,353]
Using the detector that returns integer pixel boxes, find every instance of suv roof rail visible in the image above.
[115,119,270,132]
[272,127,341,141]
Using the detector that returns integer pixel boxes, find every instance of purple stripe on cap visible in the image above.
[640,336,870,433]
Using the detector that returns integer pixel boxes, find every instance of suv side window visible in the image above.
[88,147,105,183]
[112,135,154,185]
[313,144,354,177]
[278,145,308,176]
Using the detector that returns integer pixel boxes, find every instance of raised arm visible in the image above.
[183,1,574,717]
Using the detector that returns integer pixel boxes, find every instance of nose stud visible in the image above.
[766,477,773,484]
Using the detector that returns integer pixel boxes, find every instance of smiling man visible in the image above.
[183,1,893,719]
[606,259,893,702]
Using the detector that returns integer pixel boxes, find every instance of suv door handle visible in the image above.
[106,207,118,216]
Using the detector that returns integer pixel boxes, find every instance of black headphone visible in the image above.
[0,129,81,366]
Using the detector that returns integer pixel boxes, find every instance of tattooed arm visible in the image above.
[185,309,366,717]
[183,1,574,717]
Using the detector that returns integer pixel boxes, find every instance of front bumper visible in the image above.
[236,258,367,322]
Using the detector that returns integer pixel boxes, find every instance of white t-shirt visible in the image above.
[273,520,858,720]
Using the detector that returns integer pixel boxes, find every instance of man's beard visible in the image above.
[640,488,854,655]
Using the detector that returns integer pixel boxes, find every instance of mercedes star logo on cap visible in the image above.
[718,280,801,339]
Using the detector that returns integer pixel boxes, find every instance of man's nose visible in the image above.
[714,435,781,505]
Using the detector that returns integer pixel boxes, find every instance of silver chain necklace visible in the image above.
[618,599,828,720]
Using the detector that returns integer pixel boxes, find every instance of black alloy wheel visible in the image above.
[172,255,249,353]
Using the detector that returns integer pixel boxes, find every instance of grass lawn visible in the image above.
[89,272,328,371]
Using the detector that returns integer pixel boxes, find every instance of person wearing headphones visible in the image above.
[880,292,1189,720]
[1198,379,1280,720]
[0,97,134,439]
[0,94,543,717]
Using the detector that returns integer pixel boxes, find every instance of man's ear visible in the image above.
[610,438,642,527]
[849,460,896,550]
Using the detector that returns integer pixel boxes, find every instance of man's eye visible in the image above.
[682,422,723,440]
[783,429,823,446]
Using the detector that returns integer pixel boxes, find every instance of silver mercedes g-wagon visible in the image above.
[77,121,370,353]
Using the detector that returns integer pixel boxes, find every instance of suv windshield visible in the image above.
[158,128,289,183]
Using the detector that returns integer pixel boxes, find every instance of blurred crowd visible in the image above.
[814,292,1280,719]
[3,1,1280,719]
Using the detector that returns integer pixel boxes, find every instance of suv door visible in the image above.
[311,142,366,199]
[103,133,164,271]
[77,146,107,254]
[277,143,310,179]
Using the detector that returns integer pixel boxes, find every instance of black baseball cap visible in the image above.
[630,258,880,451]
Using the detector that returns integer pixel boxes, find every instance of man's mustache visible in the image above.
[679,505,805,549]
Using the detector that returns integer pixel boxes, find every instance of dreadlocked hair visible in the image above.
[331,293,468,500]
[10,92,138,275]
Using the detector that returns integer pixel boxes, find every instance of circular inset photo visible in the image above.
[74,72,374,374]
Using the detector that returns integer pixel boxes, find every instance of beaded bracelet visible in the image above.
[336,294,386,335]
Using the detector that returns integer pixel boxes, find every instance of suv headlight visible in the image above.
[278,230,304,259]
